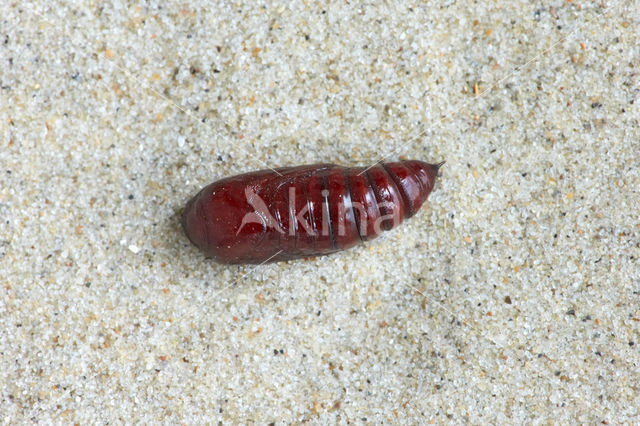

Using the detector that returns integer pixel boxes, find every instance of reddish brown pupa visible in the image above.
[182,160,443,264]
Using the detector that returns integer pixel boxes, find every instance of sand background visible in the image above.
[1,0,639,423]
